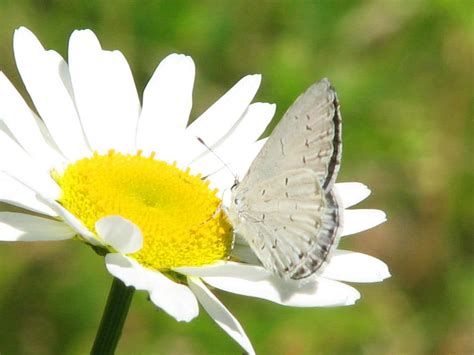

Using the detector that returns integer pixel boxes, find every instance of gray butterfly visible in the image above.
[228,78,342,280]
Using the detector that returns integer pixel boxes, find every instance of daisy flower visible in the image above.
[0,27,389,354]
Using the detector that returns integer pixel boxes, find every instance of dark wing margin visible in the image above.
[239,78,343,193]
[289,190,342,280]
[322,83,342,191]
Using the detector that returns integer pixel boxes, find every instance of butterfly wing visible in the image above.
[240,78,341,191]
[229,78,343,279]
[230,169,341,279]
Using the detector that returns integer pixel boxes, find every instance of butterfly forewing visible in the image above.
[229,78,343,280]
[239,78,342,192]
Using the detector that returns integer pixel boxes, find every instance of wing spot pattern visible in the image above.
[310,258,320,269]
[291,268,306,279]
[320,243,329,253]
[279,138,285,155]
[305,124,312,131]
[305,129,334,147]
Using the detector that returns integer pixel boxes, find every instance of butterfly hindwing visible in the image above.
[231,168,341,280]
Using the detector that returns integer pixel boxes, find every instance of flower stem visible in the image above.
[91,277,135,354]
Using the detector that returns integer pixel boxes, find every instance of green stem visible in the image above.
[91,277,135,355]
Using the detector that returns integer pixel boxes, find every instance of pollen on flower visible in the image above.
[54,150,233,269]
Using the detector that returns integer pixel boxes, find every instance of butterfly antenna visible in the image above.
[196,137,239,185]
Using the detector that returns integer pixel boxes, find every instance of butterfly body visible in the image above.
[228,78,343,280]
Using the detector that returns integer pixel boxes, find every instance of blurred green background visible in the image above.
[0,0,472,354]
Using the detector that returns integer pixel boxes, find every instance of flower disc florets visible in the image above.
[55,150,233,269]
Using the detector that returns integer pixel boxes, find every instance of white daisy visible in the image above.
[0,27,389,354]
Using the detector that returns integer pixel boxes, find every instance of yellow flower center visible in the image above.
[54,150,233,270]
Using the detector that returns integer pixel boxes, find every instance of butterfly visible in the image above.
[228,78,342,280]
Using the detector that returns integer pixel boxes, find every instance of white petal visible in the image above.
[205,139,267,194]
[105,254,199,322]
[68,29,140,154]
[233,138,267,178]
[13,27,90,161]
[37,197,101,247]
[187,277,255,355]
[178,262,360,307]
[161,131,197,167]
[105,253,149,290]
[0,212,75,241]
[224,102,274,146]
[96,216,143,254]
[190,103,274,176]
[0,130,61,200]
[342,209,387,237]
[0,173,56,216]
[0,72,65,167]
[203,168,235,197]
[230,244,261,265]
[137,54,195,158]
[321,250,391,282]
[334,182,371,208]
[182,75,261,163]
[150,283,199,323]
